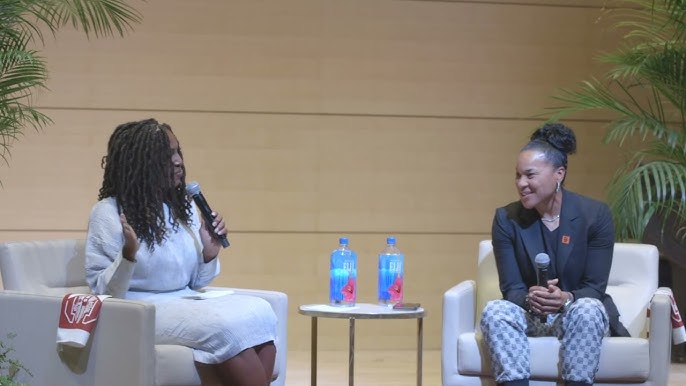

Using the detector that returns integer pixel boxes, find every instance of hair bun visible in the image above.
[530,122,577,155]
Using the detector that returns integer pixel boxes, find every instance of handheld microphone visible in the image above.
[534,252,550,322]
[185,181,230,248]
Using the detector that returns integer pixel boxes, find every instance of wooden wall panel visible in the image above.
[414,1,602,5]
[37,0,617,119]
[0,111,623,233]
[0,111,623,350]
[0,0,628,351]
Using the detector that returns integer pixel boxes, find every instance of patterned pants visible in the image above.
[480,298,609,385]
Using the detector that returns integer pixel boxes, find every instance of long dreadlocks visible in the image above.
[99,118,193,249]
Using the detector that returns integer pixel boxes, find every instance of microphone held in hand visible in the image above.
[185,181,230,248]
[535,252,550,286]
[534,252,550,323]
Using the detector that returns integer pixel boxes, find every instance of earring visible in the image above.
[556,180,561,193]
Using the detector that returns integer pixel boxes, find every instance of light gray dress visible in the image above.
[85,197,277,364]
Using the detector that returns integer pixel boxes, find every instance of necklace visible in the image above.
[541,214,560,223]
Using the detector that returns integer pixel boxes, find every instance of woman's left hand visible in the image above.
[199,211,227,262]
[529,278,566,315]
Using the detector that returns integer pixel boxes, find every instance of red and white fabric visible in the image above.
[56,293,111,348]
[653,287,686,345]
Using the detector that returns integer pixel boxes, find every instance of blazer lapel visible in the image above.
[518,208,546,269]
[556,190,579,275]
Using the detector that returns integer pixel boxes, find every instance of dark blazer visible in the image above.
[491,189,630,337]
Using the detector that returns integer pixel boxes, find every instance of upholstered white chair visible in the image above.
[442,240,672,386]
[0,239,287,386]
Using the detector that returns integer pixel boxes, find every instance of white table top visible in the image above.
[299,303,425,319]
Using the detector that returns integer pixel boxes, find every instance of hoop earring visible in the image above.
[556,180,561,193]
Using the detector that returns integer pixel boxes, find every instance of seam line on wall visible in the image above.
[36,106,612,124]
[0,229,489,236]
[395,0,615,10]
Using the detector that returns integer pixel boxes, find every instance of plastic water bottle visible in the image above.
[378,236,404,305]
[329,237,357,306]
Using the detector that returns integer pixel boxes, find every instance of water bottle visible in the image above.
[378,236,404,305]
[329,237,357,306]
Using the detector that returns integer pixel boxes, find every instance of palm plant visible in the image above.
[0,0,141,167]
[549,0,686,243]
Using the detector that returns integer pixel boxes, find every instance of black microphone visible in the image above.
[534,252,550,323]
[185,181,230,248]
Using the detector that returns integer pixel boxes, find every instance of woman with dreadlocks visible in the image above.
[85,118,277,386]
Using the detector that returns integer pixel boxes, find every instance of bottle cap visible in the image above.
[339,237,349,245]
[386,236,396,245]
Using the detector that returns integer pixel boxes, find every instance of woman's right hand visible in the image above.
[528,279,564,315]
[120,213,139,262]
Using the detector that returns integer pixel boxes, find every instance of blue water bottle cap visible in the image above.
[386,236,396,245]
[339,237,349,245]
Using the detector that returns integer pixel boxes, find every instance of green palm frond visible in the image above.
[0,7,50,166]
[1,0,52,46]
[0,105,50,167]
[30,0,142,39]
[0,49,47,99]
[647,138,686,164]
[549,79,681,147]
[613,0,686,42]
[547,0,686,241]
[0,0,141,173]
[608,155,686,240]
[549,78,635,120]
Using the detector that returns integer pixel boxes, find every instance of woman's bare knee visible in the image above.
[214,348,268,386]
[255,341,276,381]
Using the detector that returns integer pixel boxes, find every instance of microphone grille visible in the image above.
[535,253,550,268]
[185,181,201,196]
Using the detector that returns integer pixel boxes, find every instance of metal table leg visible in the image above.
[417,317,423,386]
[311,316,318,386]
[349,317,355,386]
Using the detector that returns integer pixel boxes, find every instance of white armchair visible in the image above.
[0,239,288,386]
[442,240,672,386]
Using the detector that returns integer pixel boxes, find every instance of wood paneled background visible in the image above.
[0,0,627,350]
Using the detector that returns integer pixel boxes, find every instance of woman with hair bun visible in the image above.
[479,123,629,386]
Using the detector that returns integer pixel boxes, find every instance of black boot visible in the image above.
[498,380,529,386]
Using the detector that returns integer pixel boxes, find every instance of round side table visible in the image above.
[298,303,426,386]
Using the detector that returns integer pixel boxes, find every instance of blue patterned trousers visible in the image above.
[480,298,609,385]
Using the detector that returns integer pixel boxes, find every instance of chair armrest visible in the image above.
[443,280,477,336]
[225,287,288,318]
[0,290,156,386]
[442,280,476,383]
[647,287,673,385]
